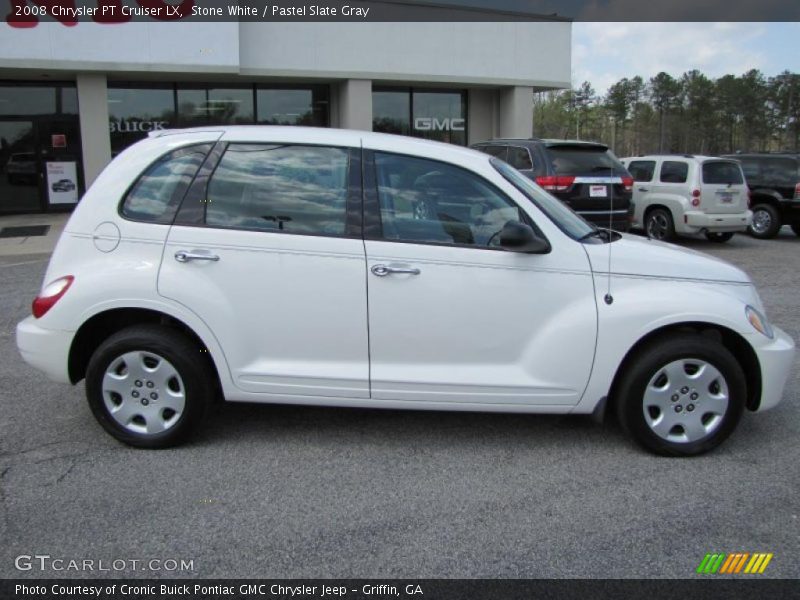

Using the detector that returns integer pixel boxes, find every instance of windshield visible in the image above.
[491,157,595,240]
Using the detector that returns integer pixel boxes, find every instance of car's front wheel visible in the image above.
[85,325,214,448]
[704,232,734,243]
[615,333,745,456]
[645,208,676,242]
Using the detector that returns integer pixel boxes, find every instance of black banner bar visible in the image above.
[2,579,799,600]
[3,0,800,25]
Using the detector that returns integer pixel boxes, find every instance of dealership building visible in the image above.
[0,1,571,214]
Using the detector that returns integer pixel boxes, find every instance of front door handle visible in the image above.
[174,250,220,263]
[638,187,649,192]
[371,264,421,277]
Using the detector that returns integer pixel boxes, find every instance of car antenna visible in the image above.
[604,165,614,305]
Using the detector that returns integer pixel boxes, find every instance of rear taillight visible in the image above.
[535,175,575,192]
[691,189,701,207]
[622,176,633,192]
[32,275,73,319]
[795,183,800,199]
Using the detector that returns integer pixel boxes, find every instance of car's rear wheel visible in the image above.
[704,231,734,243]
[615,333,745,456]
[748,204,781,239]
[645,208,676,242]
[85,325,213,448]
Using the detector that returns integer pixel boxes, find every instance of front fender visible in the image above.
[573,276,760,414]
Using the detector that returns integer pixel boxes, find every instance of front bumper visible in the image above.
[16,316,74,384]
[683,210,752,233]
[752,325,795,411]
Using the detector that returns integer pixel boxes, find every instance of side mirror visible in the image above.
[499,220,551,254]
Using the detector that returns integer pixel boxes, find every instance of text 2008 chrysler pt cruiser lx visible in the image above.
[16,127,795,455]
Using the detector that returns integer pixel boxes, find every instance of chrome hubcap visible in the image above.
[647,213,669,240]
[751,209,771,234]
[102,351,185,435]
[642,359,729,444]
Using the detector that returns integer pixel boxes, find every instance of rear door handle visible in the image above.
[371,264,421,277]
[638,187,649,192]
[174,250,220,263]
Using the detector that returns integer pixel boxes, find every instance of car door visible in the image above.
[362,149,597,408]
[158,141,370,399]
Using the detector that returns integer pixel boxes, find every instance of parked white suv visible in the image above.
[16,127,794,455]
[621,155,752,242]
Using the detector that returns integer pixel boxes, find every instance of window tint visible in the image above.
[547,146,626,175]
[374,152,524,247]
[121,144,211,223]
[702,161,744,185]
[759,158,799,185]
[205,144,349,236]
[479,145,508,161]
[737,159,759,180]
[660,161,689,183]
[508,147,534,170]
[627,160,656,182]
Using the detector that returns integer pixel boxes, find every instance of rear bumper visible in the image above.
[682,210,752,233]
[752,325,795,411]
[16,317,73,384]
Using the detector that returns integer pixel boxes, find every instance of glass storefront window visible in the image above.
[0,86,57,116]
[108,86,176,157]
[372,88,467,145]
[412,91,467,146]
[177,87,254,126]
[256,86,329,126]
[372,90,411,135]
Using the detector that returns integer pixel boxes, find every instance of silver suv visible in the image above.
[621,155,752,243]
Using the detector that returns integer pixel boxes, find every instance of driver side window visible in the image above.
[373,152,525,248]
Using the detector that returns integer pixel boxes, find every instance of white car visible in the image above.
[16,127,794,455]
[621,155,752,242]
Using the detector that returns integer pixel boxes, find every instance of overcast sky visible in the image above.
[572,22,800,96]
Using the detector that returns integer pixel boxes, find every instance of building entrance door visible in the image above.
[0,119,43,214]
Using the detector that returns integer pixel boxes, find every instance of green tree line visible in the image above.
[533,70,800,157]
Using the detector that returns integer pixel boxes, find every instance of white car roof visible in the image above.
[149,125,485,163]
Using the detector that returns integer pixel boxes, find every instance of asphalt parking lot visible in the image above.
[1,229,798,580]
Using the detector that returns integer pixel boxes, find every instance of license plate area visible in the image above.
[716,190,734,204]
[590,185,607,198]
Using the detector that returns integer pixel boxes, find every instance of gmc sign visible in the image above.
[413,117,466,132]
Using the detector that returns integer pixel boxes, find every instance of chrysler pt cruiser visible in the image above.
[16,127,795,455]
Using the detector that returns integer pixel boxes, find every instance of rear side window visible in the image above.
[627,160,656,182]
[739,159,760,180]
[702,161,744,185]
[659,161,689,184]
[205,144,349,236]
[121,144,212,223]
[546,146,626,175]
[759,158,799,185]
[479,145,508,161]
[508,147,534,171]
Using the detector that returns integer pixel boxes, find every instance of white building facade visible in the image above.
[0,3,571,213]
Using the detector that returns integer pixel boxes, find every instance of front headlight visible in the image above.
[746,305,774,339]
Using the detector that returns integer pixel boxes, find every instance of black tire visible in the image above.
[704,231,734,243]
[85,324,214,448]
[645,207,676,242]
[614,333,746,456]
[748,203,781,239]
[791,224,800,237]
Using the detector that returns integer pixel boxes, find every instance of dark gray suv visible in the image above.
[472,139,634,232]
